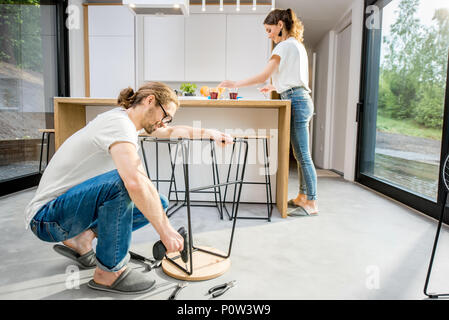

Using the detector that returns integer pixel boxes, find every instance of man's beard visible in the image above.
[143,123,159,134]
[143,121,161,134]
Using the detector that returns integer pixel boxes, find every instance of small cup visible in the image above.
[210,88,219,100]
[218,87,226,99]
[229,88,238,100]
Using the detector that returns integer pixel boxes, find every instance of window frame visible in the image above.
[0,0,70,197]
[355,0,449,222]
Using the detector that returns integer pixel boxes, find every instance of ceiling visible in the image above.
[277,0,355,48]
[88,0,355,48]
[190,0,356,47]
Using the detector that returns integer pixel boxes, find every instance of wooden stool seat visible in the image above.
[139,134,272,140]
[38,129,55,133]
[162,246,231,281]
[231,134,272,140]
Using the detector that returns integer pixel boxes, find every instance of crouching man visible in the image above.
[24,81,233,294]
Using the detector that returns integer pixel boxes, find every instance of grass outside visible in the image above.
[376,113,442,141]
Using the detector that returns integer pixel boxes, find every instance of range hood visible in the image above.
[123,0,189,16]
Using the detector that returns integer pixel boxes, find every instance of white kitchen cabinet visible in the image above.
[89,36,135,97]
[143,16,185,82]
[185,14,226,81]
[226,14,270,81]
[88,5,135,97]
[88,5,134,37]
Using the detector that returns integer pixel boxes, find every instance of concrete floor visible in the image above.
[1,166,449,300]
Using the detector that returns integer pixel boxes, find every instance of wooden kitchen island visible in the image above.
[53,97,291,218]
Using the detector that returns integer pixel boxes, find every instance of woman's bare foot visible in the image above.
[93,266,127,286]
[62,229,96,256]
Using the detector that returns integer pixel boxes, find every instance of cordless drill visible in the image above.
[153,226,189,263]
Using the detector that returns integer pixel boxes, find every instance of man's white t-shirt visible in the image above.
[271,37,311,94]
[24,107,139,229]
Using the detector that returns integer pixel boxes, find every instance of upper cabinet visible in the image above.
[88,5,134,37]
[226,15,270,81]
[88,5,135,97]
[143,16,185,82]
[87,6,271,91]
[185,14,226,82]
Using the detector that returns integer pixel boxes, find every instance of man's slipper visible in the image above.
[53,244,97,269]
[287,205,319,217]
[87,268,156,295]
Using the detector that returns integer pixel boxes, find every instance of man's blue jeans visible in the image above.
[281,86,318,201]
[29,170,169,272]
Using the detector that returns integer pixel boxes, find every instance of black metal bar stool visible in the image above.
[139,136,224,219]
[38,129,55,174]
[223,135,274,222]
[164,138,249,276]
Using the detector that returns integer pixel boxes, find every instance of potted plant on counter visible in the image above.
[180,83,197,96]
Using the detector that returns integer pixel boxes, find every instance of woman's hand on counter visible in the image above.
[258,84,276,94]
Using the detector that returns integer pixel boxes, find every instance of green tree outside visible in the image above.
[378,0,449,134]
[0,0,42,73]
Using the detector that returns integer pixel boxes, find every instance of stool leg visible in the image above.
[227,140,249,256]
[166,143,181,215]
[46,132,51,171]
[223,142,236,220]
[163,140,194,275]
[209,141,220,217]
[166,142,186,218]
[167,143,180,203]
[210,141,223,220]
[263,138,273,222]
[182,141,194,274]
[213,143,224,219]
[38,132,45,173]
[231,141,243,220]
[173,143,181,203]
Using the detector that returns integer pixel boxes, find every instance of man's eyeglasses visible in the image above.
[158,102,172,125]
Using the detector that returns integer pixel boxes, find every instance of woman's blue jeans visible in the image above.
[281,87,318,200]
[29,170,169,272]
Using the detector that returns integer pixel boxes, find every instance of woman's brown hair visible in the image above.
[264,8,304,43]
[117,81,180,110]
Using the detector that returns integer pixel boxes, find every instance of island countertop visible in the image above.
[53,97,291,217]
[54,97,290,108]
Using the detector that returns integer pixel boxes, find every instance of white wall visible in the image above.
[312,31,334,169]
[312,0,364,181]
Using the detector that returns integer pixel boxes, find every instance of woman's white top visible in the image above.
[271,37,311,94]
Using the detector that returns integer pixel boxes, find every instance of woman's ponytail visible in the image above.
[288,9,304,43]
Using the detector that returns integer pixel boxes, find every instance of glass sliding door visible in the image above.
[358,0,449,217]
[0,0,69,196]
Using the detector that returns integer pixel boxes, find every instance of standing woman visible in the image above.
[219,8,318,215]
